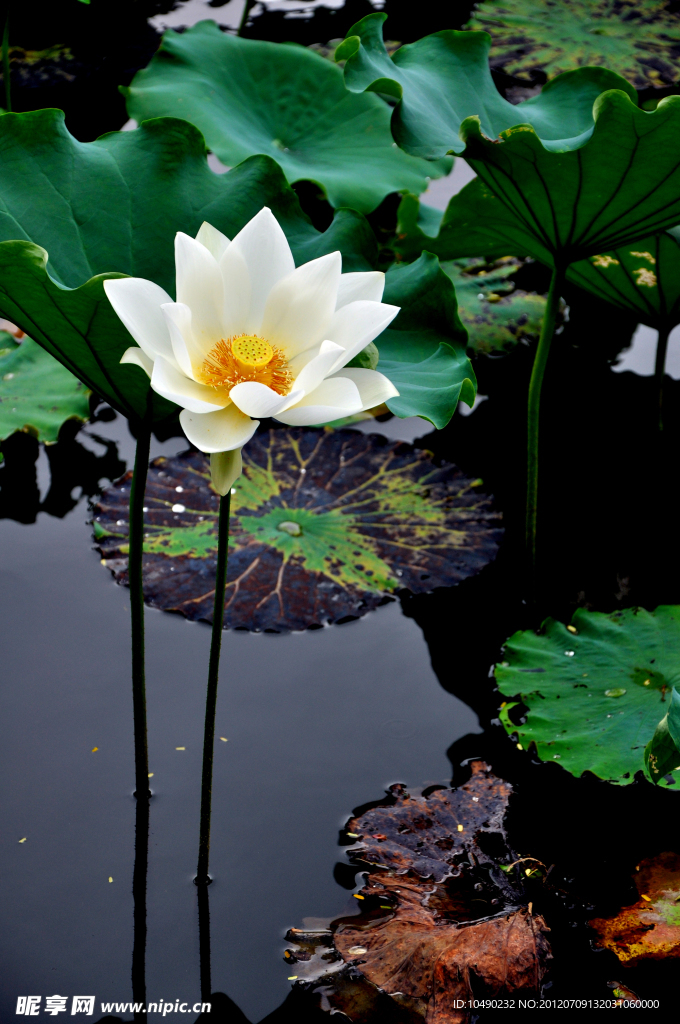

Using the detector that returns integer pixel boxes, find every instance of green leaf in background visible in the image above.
[377,253,476,426]
[337,12,636,160]
[441,257,546,355]
[0,110,377,424]
[123,19,451,214]
[468,0,680,90]
[645,687,680,785]
[0,334,89,444]
[495,605,680,788]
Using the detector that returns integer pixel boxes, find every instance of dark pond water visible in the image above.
[0,414,482,1022]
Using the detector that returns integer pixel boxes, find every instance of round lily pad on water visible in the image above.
[495,606,680,789]
[93,427,502,632]
[468,0,680,89]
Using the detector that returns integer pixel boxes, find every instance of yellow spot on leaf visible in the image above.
[591,254,619,268]
[633,267,657,287]
[630,251,655,264]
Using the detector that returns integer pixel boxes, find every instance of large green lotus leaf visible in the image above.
[395,92,680,270]
[394,190,528,263]
[122,20,451,214]
[0,110,378,423]
[0,335,89,444]
[377,253,476,426]
[567,231,680,330]
[337,12,636,160]
[441,257,546,354]
[93,428,502,631]
[468,0,680,90]
[495,605,680,788]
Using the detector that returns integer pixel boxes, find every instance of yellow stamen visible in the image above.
[199,334,292,396]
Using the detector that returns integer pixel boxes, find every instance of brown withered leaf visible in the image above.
[321,762,551,1022]
[334,880,550,1023]
[589,852,680,963]
[93,427,501,631]
[345,760,513,882]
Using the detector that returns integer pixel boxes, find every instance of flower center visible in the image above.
[199,334,293,396]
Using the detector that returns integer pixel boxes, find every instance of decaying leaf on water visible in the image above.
[284,763,551,1022]
[93,427,501,632]
[589,852,680,963]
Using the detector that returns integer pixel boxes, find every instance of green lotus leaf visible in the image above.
[495,605,680,788]
[441,257,546,355]
[377,253,476,426]
[93,428,502,631]
[645,687,680,785]
[0,334,90,444]
[468,0,680,90]
[0,109,378,424]
[395,92,680,271]
[122,19,451,214]
[338,12,636,160]
[567,231,680,330]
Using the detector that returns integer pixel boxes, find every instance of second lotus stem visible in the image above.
[526,264,564,580]
[196,492,231,887]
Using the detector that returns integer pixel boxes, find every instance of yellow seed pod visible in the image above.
[232,335,274,369]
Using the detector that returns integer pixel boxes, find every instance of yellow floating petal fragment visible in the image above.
[176,747,186,750]
[567,625,577,634]
[353,894,365,899]
[109,877,113,883]
[287,976,298,981]
[220,737,228,742]
[347,946,368,955]
[457,824,464,832]
[18,837,26,843]
[641,894,652,902]
[148,773,154,777]
[644,679,651,686]
[346,832,359,838]
[92,747,99,752]
[517,743,523,750]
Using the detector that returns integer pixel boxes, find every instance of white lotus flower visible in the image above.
[104,208,400,493]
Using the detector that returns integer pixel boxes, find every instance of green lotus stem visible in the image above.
[196,492,231,886]
[2,10,11,113]
[237,0,256,36]
[526,265,564,576]
[129,419,152,801]
[654,323,670,432]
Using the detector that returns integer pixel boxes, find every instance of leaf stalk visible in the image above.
[654,323,670,432]
[526,264,564,581]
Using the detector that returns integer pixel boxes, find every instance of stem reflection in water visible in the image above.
[128,416,153,1022]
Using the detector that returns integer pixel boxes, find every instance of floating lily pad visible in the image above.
[495,605,680,788]
[468,0,680,89]
[123,20,452,214]
[93,427,502,631]
[286,763,551,1018]
[589,852,680,962]
[442,257,546,354]
[0,335,89,444]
